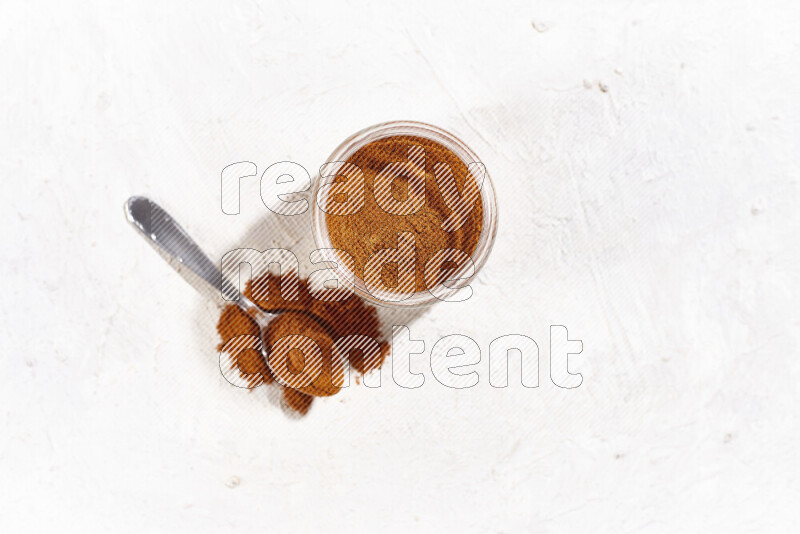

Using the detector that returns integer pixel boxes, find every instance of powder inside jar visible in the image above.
[323,135,484,295]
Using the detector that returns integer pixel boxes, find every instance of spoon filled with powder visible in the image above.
[124,196,382,412]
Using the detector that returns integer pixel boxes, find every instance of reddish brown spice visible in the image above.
[324,135,484,293]
[216,272,388,415]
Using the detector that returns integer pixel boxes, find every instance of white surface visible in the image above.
[2,0,799,532]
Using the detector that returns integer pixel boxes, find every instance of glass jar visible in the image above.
[311,120,498,307]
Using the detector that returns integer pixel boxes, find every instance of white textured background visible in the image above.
[2,0,799,532]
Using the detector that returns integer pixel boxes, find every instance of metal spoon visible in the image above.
[124,196,277,386]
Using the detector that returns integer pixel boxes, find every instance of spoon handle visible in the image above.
[124,196,241,301]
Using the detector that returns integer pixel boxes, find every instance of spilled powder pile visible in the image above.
[216,273,389,415]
